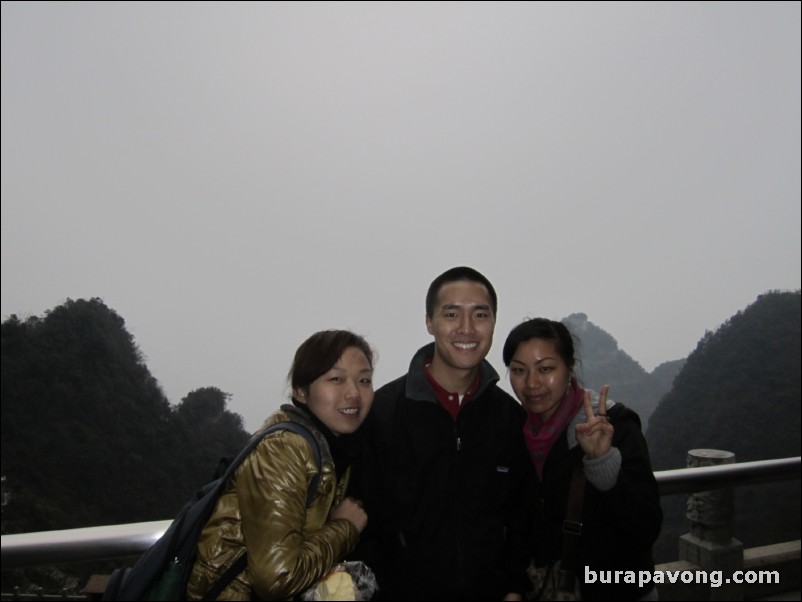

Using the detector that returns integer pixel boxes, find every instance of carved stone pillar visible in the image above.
[678,449,744,600]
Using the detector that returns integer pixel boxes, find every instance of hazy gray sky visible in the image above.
[2,1,800,432]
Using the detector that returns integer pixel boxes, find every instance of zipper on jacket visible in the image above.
[454,420,462,452]
[453,424,465,593]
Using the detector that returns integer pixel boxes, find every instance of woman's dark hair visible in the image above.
[289,330,374,394]
[425,266,498,318]
[502,318,576,371]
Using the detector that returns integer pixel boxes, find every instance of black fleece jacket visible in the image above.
[350,343,535,601]
[534,403,662,601]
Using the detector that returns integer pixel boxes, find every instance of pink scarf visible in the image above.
[523,379,584,479]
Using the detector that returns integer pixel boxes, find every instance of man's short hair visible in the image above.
[425,267,498,318]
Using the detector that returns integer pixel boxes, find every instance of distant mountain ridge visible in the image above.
[561,312,685,430]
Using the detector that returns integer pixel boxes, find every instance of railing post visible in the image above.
[678,449,744,600]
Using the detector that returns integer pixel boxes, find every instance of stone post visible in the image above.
[678,449,744,600]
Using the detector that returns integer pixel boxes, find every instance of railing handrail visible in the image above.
[2,455,800,570]
[1,520,172,569]
[655,455,801,496]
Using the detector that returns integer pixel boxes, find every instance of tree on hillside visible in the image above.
[173,387,251,492]
[1,299,250,535]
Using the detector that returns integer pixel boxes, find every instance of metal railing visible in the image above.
[655,455,800,496]
[2,456,800,570]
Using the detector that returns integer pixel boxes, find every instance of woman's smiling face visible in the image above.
[295,346,374,436]
[508,338,571,421]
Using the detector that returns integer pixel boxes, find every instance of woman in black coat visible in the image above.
[503,318,662,601]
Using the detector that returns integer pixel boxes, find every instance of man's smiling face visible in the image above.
[426,280,495,375]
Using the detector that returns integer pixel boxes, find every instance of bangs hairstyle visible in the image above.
[289,330,374,392]
[502,318,576,371]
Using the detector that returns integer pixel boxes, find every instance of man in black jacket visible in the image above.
[353,267,533,601]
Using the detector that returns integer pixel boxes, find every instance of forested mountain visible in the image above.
[562,313,685,429]
[650,359,687,400]
[647,290,801,468]
[645,290,801,562]
[1,298,250,536]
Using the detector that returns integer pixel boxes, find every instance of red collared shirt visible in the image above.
[423,358,480,421]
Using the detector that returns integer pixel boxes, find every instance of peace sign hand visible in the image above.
[575,384,614,459]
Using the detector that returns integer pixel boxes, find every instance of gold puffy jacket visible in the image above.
[186,406,358,600]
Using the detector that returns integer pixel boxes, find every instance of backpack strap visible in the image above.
[201,421,321,600]
[216,421,321,495]
[102,567,130,601]
[203,553,248,601]
[271,421,323,507]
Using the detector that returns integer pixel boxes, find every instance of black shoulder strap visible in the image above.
[201,421,321,600]
[203,554,247,601]
[557,458,586,592]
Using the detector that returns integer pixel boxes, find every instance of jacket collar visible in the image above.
[258,404,335,465]
[405,342,500,403]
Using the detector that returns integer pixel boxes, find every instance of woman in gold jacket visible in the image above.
[187,330,374,600]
